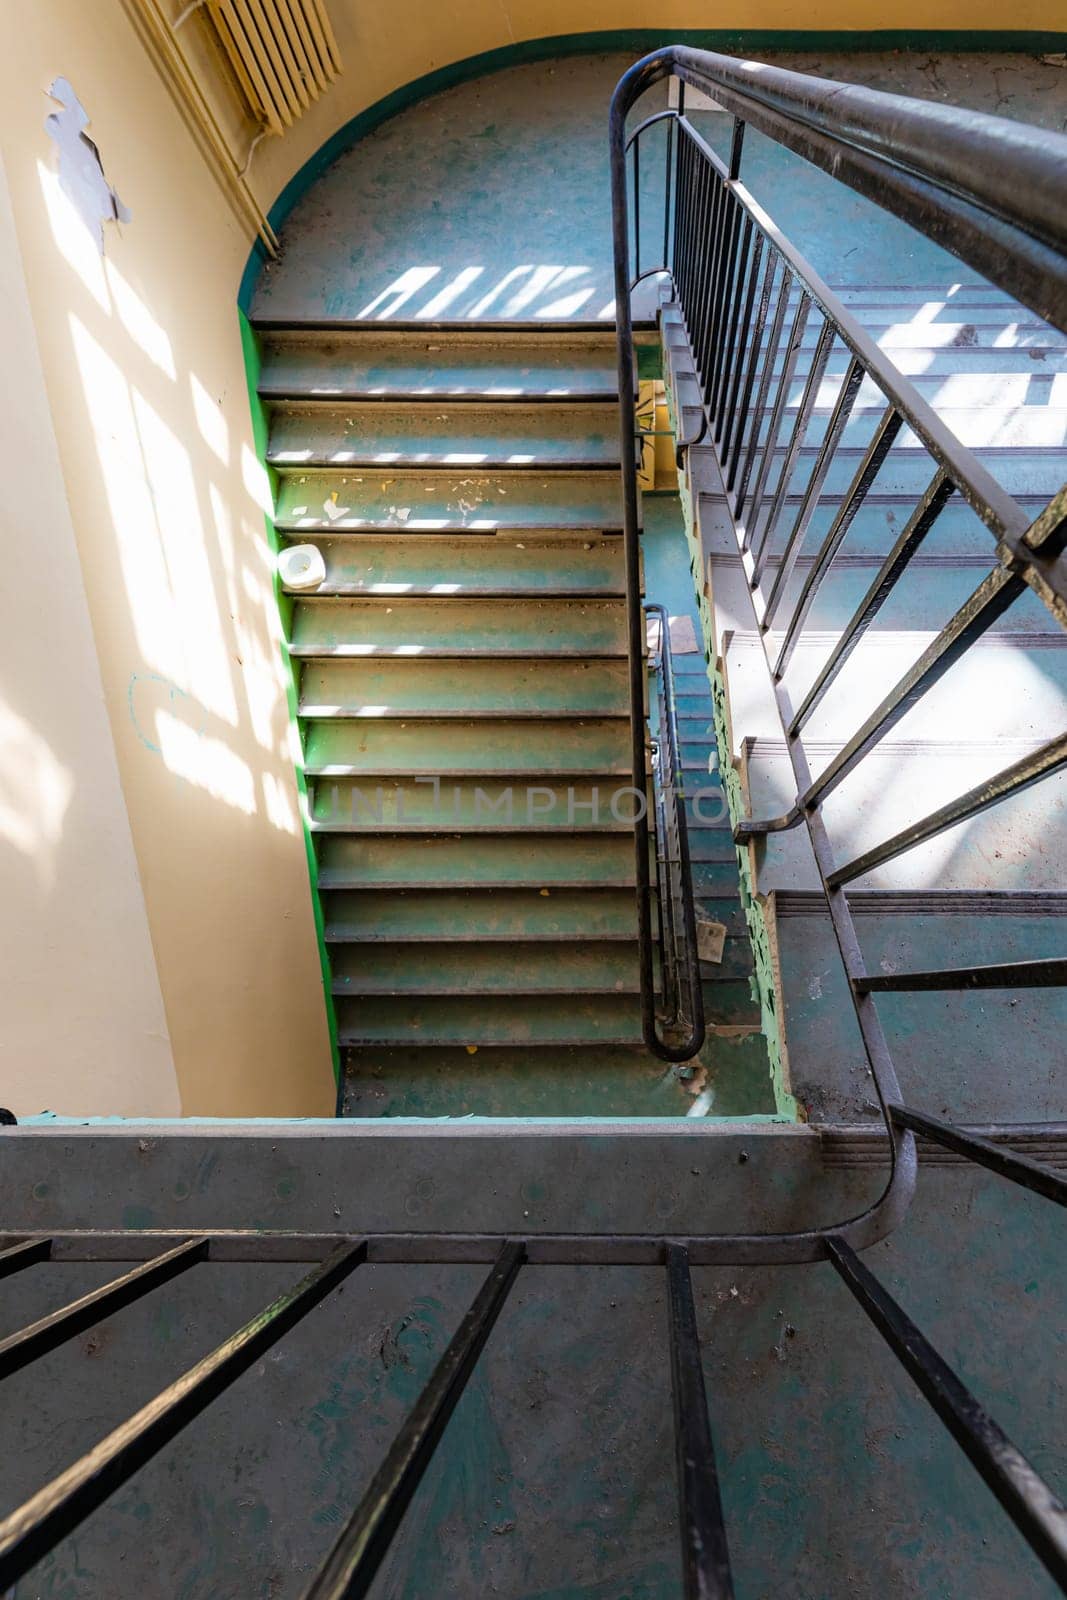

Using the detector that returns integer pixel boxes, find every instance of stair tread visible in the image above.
[289,595,629,657]
[298,657,631,717]
[274,468,626,534]
[316,833,636,889]
[266,401,621,471]
[303,718,634,777]
[324,887,640,942]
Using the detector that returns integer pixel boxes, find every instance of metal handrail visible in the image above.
[617,46,1067,331]
[646,603,705,1057]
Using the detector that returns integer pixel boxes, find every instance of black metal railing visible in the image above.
[610,43,1067,1596]
[646,602,705,1056]
[0,1178,1065,1595]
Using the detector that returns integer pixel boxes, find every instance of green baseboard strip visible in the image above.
[238,311,342,1096]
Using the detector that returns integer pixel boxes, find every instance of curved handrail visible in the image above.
[614,45,1067,330]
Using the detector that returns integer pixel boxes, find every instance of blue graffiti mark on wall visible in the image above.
[127,673,206,756]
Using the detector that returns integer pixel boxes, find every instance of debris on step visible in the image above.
[696,918,726,964]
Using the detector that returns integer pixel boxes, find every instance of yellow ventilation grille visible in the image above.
[205,0,342,135]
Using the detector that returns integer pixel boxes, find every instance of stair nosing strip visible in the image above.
[260,390,621,406]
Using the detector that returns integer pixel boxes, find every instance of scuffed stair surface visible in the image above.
[255,320,776,1117]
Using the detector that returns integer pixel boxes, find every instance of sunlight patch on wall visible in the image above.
[0,696,73,887]
[155,710,256,815]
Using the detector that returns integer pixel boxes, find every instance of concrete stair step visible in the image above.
[316,831,635,889]
[825,283,1031,307]
[298,656,631,718]
[723,631,1067,746]
[735,442,1060,503]
[274,467,625,533]
[769,891,1067,1126]
[770,318,1058,352]
[323,887,639,942]
[340,1033,775,1118]
[307,775,641,831]
[700,493,1031,561]
[726,365,1063,417]
[266,400,622,471]
[756,560,1056,638]
[335,992,644,1046]
[277,532,626,596]
[336,982,756,1043]
[289,595,628,656]
[728,400,1067,452]
[331,940,639,996]
[303,717,632,777]
[255,324,619,402]
[746,738,1067,894]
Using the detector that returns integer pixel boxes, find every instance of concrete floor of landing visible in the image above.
[250,50,1067,324]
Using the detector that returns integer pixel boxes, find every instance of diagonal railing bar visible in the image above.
[303,1242,524,1600]
[827,732,1067,887]
[888,1105,1067,1205]
[828,1238,1067,1590]
[785,468,955,728]
[667,1243,735,1598]
[761,355,865,626]
[0,1239,52,1279]
[0,1240,368,1590]
[774,403,904,682]
[859,957,1067,994]
[0,1237,208,1382]
[797,564,1027,815]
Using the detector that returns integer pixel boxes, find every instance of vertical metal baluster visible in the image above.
[734,264,790,519]
[705,191,741,417]
[725,248,775,489]
[692,158,721,389]
[706,118,747,431]
[676,133,697,315]
[667,1244,735,1599]
[711,215,754,434]
[728,116,745,180]
[663,114,675,275]
[751,319,834,581]
[744,290,810,555]
[763,355,865,627]
[633,136,641,283]
[685,138,708,328]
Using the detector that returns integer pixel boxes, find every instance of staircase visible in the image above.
[662,277,1067,1130]
[254,322,777,1117]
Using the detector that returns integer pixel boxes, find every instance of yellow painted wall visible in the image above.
[0,2,335,1115]
[0,152,180,1119]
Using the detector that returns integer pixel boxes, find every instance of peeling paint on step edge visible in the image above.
[665,378,798,1123]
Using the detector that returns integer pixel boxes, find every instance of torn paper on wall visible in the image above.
[45,77,131,254]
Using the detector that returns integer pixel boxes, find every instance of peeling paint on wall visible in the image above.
[45,76,130,252]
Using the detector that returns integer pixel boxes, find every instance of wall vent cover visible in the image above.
[205,0,342,135]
